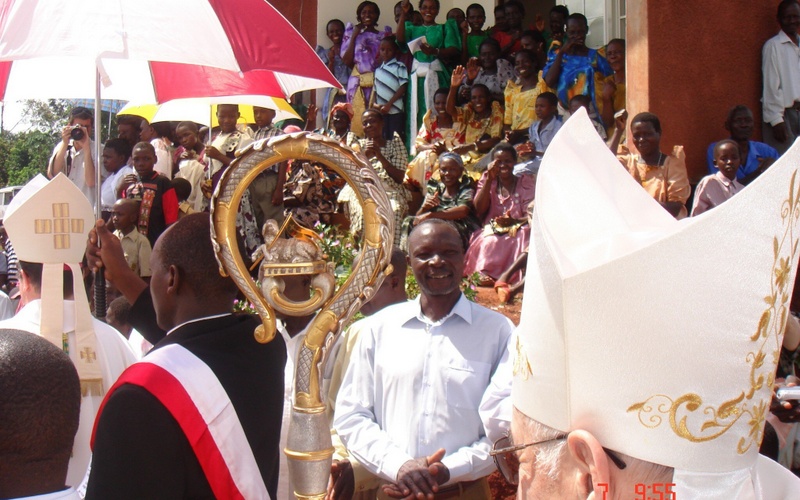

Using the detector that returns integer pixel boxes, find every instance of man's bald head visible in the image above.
[0,329,80,497]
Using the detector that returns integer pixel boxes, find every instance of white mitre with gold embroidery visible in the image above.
[513,109,800,498]
[4,173,102,396]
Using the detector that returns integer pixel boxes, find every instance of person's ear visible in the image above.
[566,430,613,499]
[166,265,180,295]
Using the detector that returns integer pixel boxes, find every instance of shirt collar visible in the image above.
[714,170,736,187]
[778,30,800,46]
[166,313,233,336]
[406,293,473,328]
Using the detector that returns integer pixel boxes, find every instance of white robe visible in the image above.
[0,299,137,487]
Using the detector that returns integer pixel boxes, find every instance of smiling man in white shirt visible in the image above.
[762,0,800,154]
[334,218,514,499]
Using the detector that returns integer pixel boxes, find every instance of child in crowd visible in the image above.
[691,139,745,216]
[173,121,206,212]
[315,19,350,123]
[459,38,515,106]
[139,120,172,179]
[112,198,152,279]
[206,105,262,256]
[493,0,526,59]
[520,29,548,72]
[107,296,152,358]
[106,295,133,340]
[569,94,607,139]
[405,87,465,191]
[250,105,287,229]
[373,36,409,143]
[206,104,253,182]
[446,7,465,27]
[543,5,569,51]
[513,91,562,176]
[124,142,178,247]
[504,49,546,144]
[170,177,196,219]
[461,3,488,61]
[490,4,507,36]
[99,138,133,222]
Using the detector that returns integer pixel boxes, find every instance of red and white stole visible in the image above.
[92,344,269,500]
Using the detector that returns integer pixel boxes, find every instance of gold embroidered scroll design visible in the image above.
[627,170,800,454]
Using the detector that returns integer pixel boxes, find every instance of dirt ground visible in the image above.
[473,285,521,499]
[473,285,522,326]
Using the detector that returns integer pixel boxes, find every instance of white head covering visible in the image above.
[4,173,101,396]
[513,109,800,498]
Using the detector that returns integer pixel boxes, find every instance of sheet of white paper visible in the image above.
[407,35,427,54]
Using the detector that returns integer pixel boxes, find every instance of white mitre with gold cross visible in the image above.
[513,109,800,498]
[4,173,102,396]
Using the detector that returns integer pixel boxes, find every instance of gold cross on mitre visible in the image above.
[35,203,85,249]
[79,346,97,363]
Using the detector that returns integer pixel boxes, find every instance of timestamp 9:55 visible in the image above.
[598,482,676,500]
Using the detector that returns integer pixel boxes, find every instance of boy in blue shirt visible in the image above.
[513,91,562,176]
[373,36,409,143]
[706,105,778,185]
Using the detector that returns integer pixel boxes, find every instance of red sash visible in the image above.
[92,344,268,500]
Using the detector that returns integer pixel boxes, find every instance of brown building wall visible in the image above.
[270,0,319,48]
[627,1,777,182]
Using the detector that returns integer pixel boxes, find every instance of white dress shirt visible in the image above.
[151,137,172,179]
[762,30,800,125]
[100,165,134,211]
[334,295,514,484]
[0,300,137,487]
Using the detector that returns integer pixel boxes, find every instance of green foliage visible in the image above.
[315,222,357,288]
[233,298,257,315]
[4,129,53,185]
[461,272,480,301]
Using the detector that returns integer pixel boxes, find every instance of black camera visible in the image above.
[70,125,85,141]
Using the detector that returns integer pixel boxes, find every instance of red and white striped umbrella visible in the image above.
[0,0,340,102]
[0,0,340,322]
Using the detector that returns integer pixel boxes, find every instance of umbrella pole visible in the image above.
[93,68,106,320]
[208,108,213,181]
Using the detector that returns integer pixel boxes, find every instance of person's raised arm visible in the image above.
[446,66,465,118]
[473,164,496,219]
[82,135,96,189]
[459,20,469,64]
[600,79,617,129]
[544,40,575,89]
[48,127,73,178]
[342,23,362,68]
[608,110,627,154]
[396,0,411,43]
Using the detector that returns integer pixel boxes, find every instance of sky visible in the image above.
[1,100,31,133]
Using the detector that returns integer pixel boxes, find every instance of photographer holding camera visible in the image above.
[47,106,103,209]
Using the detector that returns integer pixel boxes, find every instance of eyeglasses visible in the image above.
[490,434,627,486]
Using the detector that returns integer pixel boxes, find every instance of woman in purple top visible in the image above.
[341,1,392,136]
